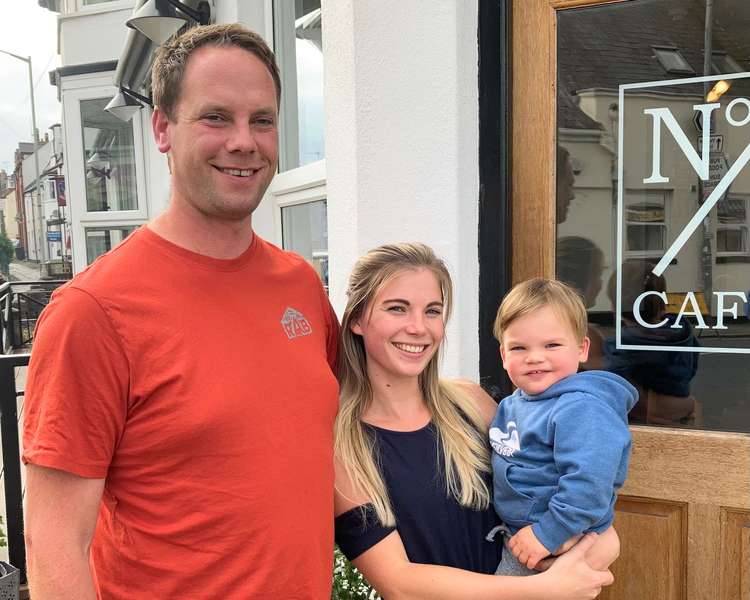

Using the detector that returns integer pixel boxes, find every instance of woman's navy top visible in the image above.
[335,422,502,574]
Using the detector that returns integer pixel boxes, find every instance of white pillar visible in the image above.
[323,0,481,379]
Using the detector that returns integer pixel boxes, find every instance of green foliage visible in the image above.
[0,516,7,548]
[332,546,379,600]
[0,231,13,277]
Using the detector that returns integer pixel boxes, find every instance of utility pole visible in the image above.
[0,49,45,274]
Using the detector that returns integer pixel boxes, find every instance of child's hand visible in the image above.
[508,525,550,569]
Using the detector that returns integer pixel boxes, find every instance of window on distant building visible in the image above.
[711,51,744,74]
[626,190,669,258]
[653,46,695,75]
[273,0,325,171]
[716,195,749,261]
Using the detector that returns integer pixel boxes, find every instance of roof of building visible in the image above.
[558,0,750,129]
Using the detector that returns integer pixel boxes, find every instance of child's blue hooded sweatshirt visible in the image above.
[489,370,637,553]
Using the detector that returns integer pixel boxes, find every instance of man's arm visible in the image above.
[25,464,104,600]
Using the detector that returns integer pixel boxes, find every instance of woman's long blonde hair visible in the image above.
[334,242,491,526]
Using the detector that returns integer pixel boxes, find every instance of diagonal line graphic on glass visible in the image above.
[652,141,750,276]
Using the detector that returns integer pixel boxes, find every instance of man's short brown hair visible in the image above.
[493,278,588,344]
[151,23,281,119]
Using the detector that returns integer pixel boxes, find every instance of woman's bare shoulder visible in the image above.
[451,378,498,427]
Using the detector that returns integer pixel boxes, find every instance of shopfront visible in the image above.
[479,1,750,597]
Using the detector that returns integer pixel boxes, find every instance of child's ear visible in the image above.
[579,336,591,363]
[499,344,507,367]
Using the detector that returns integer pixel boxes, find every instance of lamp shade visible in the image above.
[126,0,187,45]
[104,91,142,122]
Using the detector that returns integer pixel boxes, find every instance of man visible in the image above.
[23,24,339,599]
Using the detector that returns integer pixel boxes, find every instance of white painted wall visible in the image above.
[59,7,134,66]
[323,0,481,379]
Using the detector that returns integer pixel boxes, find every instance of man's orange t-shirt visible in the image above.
[23,227,339,599]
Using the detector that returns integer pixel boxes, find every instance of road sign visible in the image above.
[697,134,724,153]
[693,110,703,132]
[47,231,61,242]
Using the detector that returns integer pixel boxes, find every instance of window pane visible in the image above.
[556,0,750,434]
[81,98,138,212]
[627,224,665,252]
[717,228,746,253]
[281,200,328,290]
[274,0,325,171]
[717,197,746,223]
[85,226,136,264]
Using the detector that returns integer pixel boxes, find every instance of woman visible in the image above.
[334,242,617,599]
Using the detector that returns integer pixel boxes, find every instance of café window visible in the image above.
[273,0,325,172]
[555,1,750,434]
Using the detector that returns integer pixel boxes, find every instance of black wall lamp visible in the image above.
[127,0,213,46]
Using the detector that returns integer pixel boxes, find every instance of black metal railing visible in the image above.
[0,280,66,354]
[0,279,65,585]
[0,353,29,584]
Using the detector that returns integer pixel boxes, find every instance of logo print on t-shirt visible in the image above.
[489,421,521,457]
[281,307,313,340]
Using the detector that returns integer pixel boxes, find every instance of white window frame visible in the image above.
[624,188,671,259]
[78,220,142,265]
[62,73,151,272]
[269,160,328,289]
[716,194,750,258]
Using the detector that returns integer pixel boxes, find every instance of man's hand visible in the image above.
[507,525,549,569]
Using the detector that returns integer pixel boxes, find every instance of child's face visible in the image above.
[500,304,590,396]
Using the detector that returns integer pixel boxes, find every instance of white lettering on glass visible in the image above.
[643,103,719,183]
[714,292,748,329]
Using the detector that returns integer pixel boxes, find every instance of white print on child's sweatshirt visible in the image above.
[489,422,521,457]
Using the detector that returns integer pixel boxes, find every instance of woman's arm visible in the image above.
[335,465,612,600]
[351,529,612,600]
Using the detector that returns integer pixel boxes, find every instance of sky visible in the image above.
[0,1,61,175]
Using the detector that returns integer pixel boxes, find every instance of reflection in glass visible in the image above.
[81,98,138,213]
[274,0,325,171]
[281,200,328,291]
[556,0,750,434]
[85,226,136,264]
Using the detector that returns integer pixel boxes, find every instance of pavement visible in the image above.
[8,260,43,282]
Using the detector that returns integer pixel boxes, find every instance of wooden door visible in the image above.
[510,1,750,599]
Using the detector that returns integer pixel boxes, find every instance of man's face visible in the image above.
[153,45,279,223]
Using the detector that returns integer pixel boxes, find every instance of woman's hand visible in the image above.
[537,534,614,600]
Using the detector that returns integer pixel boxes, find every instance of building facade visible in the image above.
[39,0,750,597]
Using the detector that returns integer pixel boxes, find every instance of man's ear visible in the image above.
[152,106,172,154]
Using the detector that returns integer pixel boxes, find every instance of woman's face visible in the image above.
[351,268,445,383]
